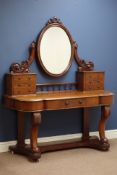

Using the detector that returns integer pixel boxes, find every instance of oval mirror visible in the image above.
[37,18,74,77]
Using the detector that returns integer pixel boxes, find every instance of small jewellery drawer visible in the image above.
[5,73,37,95]
[14,83,34,88]
[13,75,35,83]
[77,71,104,91]
[12,86,36,95]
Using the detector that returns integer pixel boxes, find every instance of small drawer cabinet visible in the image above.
[77,71,104,91]
[5,73,37,95]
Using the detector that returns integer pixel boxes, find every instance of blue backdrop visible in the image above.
[0,0,117,142]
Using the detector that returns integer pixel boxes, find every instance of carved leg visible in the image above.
[40,107,105,153]
[9,111,41,161]
[81,107,110,150]
[98,106,111,150]
[39,106,111,153]
[29,112,41,161]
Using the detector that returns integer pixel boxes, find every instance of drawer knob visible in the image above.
[78,100,83,104]
[65,101,70,105]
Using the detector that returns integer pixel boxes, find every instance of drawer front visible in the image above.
[77,71,104,91]
[63,98,86,108]
[13,75,36,84]
[45,97,100,110]
[45,98,86,110]
[85,73,104,90]
[12,87,36,95]
[13,75,36,95]
[5,73,37,95]
[14,83,35,89]
[85,81,104,90]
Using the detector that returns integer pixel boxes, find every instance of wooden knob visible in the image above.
[65,101,70,105]
[78,100,83,104]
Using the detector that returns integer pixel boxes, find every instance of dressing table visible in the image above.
[4,17,114,161]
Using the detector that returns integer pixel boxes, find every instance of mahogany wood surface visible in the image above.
[5,90,114,161]
[3,17,114,162]
[4,90,113,111]
[77,71,104,91]
[5,73,37,95]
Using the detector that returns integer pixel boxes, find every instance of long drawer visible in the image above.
[44,97,99,110]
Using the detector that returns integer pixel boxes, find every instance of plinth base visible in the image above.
[9,136,110,162]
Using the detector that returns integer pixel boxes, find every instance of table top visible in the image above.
[4,90,114,112]
[5,90,114,101]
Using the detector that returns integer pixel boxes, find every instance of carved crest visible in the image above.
[46,17,62,25]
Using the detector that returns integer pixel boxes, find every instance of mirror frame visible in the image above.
[36,17,74,77]
[9,17,94,74]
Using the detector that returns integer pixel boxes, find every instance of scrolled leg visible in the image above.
[29,112,41,161]
[98,106,111,150]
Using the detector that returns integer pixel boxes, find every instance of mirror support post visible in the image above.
[9,42,36,73]
[74,41,94,71]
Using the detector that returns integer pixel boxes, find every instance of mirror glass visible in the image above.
[37,24,73,77]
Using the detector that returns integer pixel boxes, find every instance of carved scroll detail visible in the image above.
[10,42,36,73]
[31,112,41,153]
[74,41,94,71]
[98,106,111,150]
[46,17,62,25]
